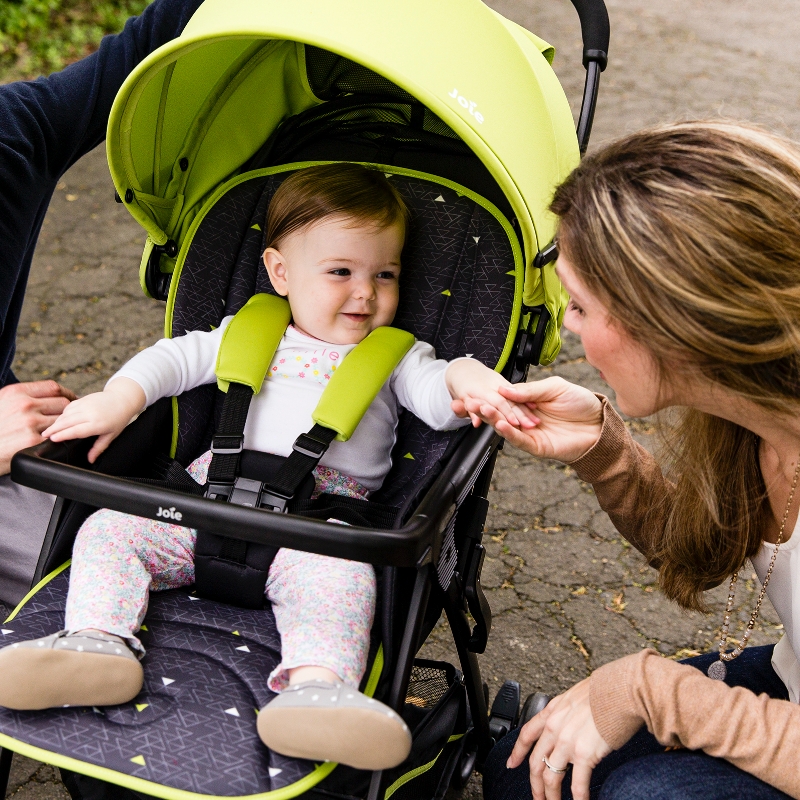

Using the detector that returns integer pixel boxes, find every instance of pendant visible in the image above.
[707,659,727,681]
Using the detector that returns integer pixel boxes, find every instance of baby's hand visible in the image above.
[445,360,539,430]
[41,377,146,463]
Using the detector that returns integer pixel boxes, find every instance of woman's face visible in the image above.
[557,256,676,418]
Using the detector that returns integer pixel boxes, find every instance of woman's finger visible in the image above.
[30,395,73,417]
[542,742,571,800]
[529,732,557,800]
[507,712,547,768]
[13,380,76,400]
[491,414,548,457]
[569,763,594,800]
[35,414,65,434]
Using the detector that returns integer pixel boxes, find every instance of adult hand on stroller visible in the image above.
[446,359,539,430]
[464,376,604,462]
[42,377,146,463]
[506,678,611,800]
[0,380,77,475]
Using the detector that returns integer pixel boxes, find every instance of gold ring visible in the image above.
[542,756,569,774]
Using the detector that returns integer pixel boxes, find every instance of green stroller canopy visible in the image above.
[106,0,579,359]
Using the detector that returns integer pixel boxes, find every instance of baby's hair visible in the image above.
[265,163,410,249]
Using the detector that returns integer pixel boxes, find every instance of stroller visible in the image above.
[0,0,609,797]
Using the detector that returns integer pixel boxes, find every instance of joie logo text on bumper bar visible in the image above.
[157,506,183,521]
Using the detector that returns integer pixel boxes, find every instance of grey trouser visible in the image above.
[0,476,55,607]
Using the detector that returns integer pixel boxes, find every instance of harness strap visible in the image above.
[205,293,291,498]
[258,423,337,512]
[215,293,291,394]
[205,382,253,496]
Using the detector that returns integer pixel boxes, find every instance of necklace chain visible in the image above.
[715,454,800,666]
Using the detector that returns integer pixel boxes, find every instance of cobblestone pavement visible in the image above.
[4,0,800,797]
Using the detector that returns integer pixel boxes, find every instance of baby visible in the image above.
[0,164,534,770]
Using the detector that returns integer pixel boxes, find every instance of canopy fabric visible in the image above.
[106,0,580,357]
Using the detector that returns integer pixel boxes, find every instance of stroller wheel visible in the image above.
[450,732,478,790]
[518,692,550,728]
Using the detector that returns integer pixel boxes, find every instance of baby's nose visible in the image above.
[353,279,377,299]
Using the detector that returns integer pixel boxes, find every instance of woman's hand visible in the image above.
[454,376,604,462]
[42,377,146,463]
[0,380,77,475]
[507,678,612,800]
[446,359,539,430]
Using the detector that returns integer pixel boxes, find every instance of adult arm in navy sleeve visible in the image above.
[0,0,204,390]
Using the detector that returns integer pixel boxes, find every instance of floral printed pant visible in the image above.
[65,451,375,691]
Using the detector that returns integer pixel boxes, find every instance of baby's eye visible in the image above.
[377,271,398,281]
[329,268,351,277]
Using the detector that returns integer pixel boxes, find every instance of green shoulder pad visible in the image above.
[313,327,415,441]
[216,293,291,393]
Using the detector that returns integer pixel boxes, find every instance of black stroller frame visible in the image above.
[0,2,609,798]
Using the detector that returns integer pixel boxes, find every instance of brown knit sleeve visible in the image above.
[568,396,672,567]
[590,650,800,798]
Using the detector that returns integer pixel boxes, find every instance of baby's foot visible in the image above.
[256,680,411,770]
[0,630,143,710]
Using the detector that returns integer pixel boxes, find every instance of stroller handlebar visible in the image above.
[10,425,499,570]
[569,0,610,71]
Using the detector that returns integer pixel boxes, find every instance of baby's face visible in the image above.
[263,215,403,344]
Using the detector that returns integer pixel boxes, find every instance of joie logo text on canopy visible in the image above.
[448,88,484,124]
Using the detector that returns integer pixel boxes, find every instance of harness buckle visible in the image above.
[292,432,329,459]
[205,482,233,502]
[229,477,263,508]
[259,490,290,514]
[211,435,244,455]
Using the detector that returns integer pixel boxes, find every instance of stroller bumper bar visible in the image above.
[11,424,499,569]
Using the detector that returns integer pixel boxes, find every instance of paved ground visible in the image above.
[3,0,800,797]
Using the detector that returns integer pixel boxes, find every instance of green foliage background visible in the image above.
[0,0,152,82]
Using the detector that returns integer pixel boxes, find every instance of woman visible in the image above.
[470,121,800,800]
[0,0,204,609]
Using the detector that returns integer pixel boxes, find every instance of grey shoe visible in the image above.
[0,630,143,710]
[256,680,412,770]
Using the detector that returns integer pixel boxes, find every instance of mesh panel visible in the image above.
[302,45,461,142]
[257,99,470,172]
[405,663,452,709]
[305,45,416,103]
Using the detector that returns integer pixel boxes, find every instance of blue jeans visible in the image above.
[482,645,791,800]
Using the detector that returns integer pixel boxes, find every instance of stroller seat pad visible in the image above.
[0,565,363,798]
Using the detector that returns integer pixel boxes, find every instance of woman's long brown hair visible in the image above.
[551,121,800,611]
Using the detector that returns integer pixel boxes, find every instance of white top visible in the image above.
[110,320,469,492]
[751,515,800,702]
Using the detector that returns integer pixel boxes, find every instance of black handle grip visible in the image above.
[569,0,610,70]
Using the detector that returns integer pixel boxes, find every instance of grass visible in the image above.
[0,0,152,83]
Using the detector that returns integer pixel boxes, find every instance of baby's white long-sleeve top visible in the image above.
[111,320,470,492]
